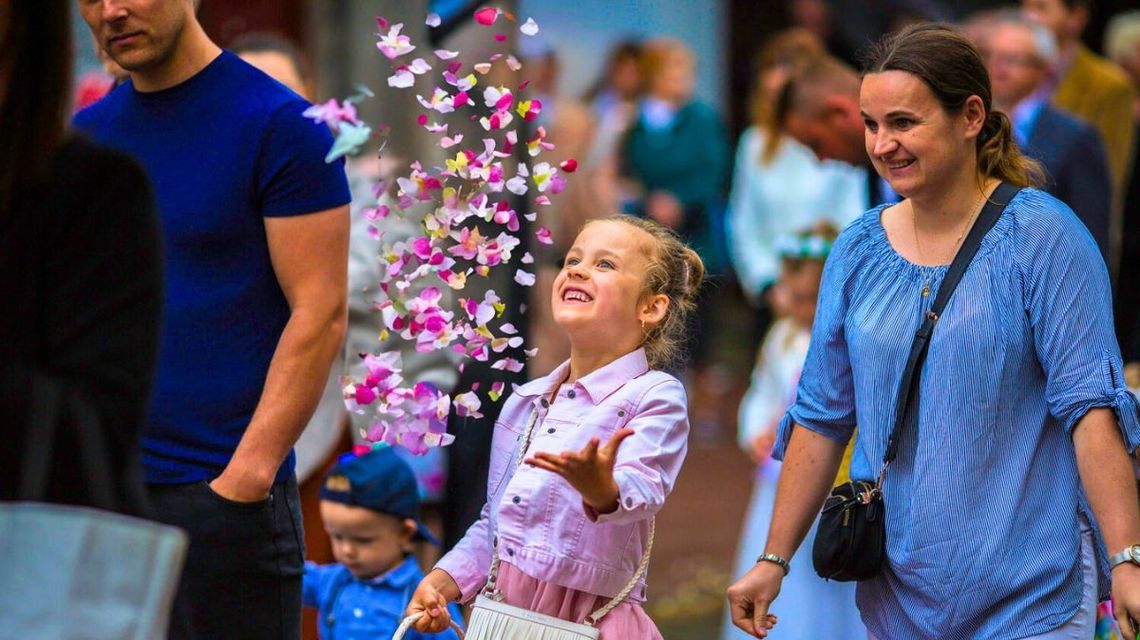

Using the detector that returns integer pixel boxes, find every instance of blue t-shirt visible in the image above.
[303,556,463,640]
[774,188,1140,639]
[73,51,351,483]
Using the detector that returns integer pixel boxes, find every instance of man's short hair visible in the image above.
[775,54,860,127]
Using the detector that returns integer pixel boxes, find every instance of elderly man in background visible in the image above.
[970,11,1112,260]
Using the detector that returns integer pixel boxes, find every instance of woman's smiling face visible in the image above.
[860,70,978,200]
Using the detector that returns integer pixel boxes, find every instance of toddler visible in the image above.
[303,446,462,639]
[407,215,704,638]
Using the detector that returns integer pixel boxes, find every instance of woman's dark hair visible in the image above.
[861,22,1044,188]
[1,0,72,216]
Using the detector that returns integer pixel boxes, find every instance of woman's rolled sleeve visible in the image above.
[1025,204,1140,451]
[587,378,690,525]
[772,235,857,460]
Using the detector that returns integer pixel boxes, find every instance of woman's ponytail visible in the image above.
[977,110,1045,189]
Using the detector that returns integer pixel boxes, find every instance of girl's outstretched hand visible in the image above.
[406,569,459,633]
[526,427,635,513]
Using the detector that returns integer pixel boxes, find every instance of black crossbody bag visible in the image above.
[812,182,1021,582]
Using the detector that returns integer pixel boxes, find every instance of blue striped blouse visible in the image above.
[773,188,1140,639]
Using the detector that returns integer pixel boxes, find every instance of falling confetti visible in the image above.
[312,10,573,454]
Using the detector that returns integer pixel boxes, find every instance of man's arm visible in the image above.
[211,205,350,501]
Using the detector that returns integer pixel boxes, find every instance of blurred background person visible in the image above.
[778,54,900,207]
[1106,10,1140,374]
[1,0,162,514]
[584,40,644,215]
[721,223,865,640]
[1022,0,1137,268]
[971,10,1112,259]
[622,37,730,439]
[727,28,866,351]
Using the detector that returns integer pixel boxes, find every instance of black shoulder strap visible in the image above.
[881,182,1021,469]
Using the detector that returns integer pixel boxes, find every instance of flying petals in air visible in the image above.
[454,391,483,418]
[488,381,506,402]
[535,227,553,245]
[474,7,500,26]
[426,13,441,27]
[514,270,536,286]
[491,357,525,373]
[325,122,371,162]
[560,158,579,173]
[520,18,539,36]
[377,22,415,59]
[388,68,415,88]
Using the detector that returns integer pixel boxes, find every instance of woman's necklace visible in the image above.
[912,187,988,297]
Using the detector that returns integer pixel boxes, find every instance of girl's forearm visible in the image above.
[762,425,846,560]
[426,568,463,602]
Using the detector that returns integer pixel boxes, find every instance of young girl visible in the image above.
[406,215,704,638]
[722,224,865,640]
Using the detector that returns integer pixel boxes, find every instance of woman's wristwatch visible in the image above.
[1109,544,1140,570]
[756,552,790,575]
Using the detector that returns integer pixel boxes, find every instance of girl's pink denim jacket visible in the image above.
[435,348,690,602]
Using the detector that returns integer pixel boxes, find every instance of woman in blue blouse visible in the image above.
[726,23,1140,640]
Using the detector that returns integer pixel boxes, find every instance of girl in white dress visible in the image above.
[721,224,865,640]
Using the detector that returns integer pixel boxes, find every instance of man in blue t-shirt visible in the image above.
[74,1,351,637]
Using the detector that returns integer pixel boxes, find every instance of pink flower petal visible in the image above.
[560,158,578,173]
[494,33,507,42]
[426,12,441,27]
[474,6,499,25]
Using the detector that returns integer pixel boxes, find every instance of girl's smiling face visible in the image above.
[552,220,658,351]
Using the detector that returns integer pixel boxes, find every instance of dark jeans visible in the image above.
[149,477,305,639]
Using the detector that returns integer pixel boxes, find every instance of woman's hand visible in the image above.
[406,569,460,634]
[725,561,783,638]
[526,428,635,513]
[1113,564,1140,639]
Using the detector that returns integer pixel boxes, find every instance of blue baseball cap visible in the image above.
[319,446,442,547]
